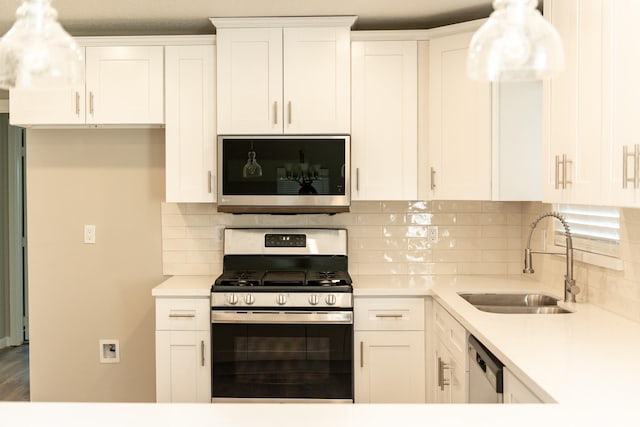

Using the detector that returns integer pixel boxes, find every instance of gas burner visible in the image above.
[215,270,263,287]
[306,270,351,287]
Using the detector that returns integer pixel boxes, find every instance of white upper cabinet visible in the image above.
[213,17,355,135]
[543,0,640,208]
[427,31,492,200]
[351,40,418,200]
[9,48,87,125]
[85,46,164,124]
[602,0,640,207]
[215,27,283,134]
[425,29,542,202]
[542,0,603,205]
[10,44,164,126]
[165,44,216,203]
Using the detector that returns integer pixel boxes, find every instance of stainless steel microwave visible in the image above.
[217,135,350,214]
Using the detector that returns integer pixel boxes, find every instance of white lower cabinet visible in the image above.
[431,300,468,403]
[354,297,426,403]
[503,368,544,404]
[155,297,211,403]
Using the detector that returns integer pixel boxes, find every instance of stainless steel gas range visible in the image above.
[210,228,354,403]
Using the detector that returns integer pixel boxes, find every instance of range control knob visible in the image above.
[276,294,288,305]
[226,293,239,305]
[244,294,255,305]
[309,294,320,306]
[325,294,337,306]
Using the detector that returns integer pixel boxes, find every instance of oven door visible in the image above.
[211,310,353,402]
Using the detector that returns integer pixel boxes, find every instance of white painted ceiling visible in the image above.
[0,0,493,36]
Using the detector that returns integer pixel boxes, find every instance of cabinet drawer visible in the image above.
[355,297,425,331]
[155,297,210,331]
[434,301,467,363]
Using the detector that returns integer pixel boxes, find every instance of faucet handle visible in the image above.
[570,285,581,296]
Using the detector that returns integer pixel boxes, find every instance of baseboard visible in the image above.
[0,337,9,350]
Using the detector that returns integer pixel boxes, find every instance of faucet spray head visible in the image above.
[523,248,534,274]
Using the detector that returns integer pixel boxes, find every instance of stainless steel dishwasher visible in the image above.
[468,335,504,403]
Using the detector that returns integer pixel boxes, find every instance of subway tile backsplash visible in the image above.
[161,200,640,323]
[161,200,523,277]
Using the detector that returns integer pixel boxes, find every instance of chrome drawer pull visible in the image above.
[168,313,196,318]
[375,314,404,318]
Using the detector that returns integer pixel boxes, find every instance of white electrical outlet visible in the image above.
[84,224,96,244]
[427,226,439,244]
[99,339,120,364]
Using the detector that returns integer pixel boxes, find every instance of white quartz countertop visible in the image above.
[153,274,640,407]
[151,275,216,297]
[0,402,627,427]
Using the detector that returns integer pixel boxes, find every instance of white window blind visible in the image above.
[554,204,620,258]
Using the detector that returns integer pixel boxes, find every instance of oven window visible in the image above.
[221,137,347,196]
[212,323,353,400]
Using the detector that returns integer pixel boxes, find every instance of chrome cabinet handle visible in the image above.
[635,145,640,189]
[273,101,278,125]
[208,171,213,193]
[356,168,360,192]
[360,341,364,368]
[89,91,94,115]
[626,145,640,189]
[562,154,572,189]
[430,167,436,190]
[200,340,205,367]
[375,314,403,318]
[555,155,560,190]
[168,313,195,318]
[287,101,292,125]
[75,91,80,116]
[437,357,450,391]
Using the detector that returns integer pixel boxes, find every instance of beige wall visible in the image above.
[26,128,166,402]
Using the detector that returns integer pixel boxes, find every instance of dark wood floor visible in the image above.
[0,343,30,401]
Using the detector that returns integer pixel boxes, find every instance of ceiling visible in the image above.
[0,0,494,37]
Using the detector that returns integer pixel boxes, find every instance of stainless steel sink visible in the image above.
[458,292,572,314]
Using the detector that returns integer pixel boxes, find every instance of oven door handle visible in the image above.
[211,310,353,325]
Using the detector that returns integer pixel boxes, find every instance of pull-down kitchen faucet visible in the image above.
[523,212,580,303]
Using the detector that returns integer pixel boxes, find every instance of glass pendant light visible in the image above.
[0,0,83,90]
[467,0,564,81]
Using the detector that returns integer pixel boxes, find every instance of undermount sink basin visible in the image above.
[458,292,572,314]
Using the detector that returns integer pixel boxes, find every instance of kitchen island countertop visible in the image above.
[1,401,629,427]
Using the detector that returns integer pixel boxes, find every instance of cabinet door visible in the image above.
[165,45,216,203]
[85,46,164,124]
[433,338,467,404]
[283,26,351,134]
[351,40,417,200]
[503,368,543,403]
[543,0,603,204]
[428,32,491,200]
[155,330,211,403]
[9,47,87,126]
[602,0,640,207]
[216,28,283,134]
[354,331,425,403]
